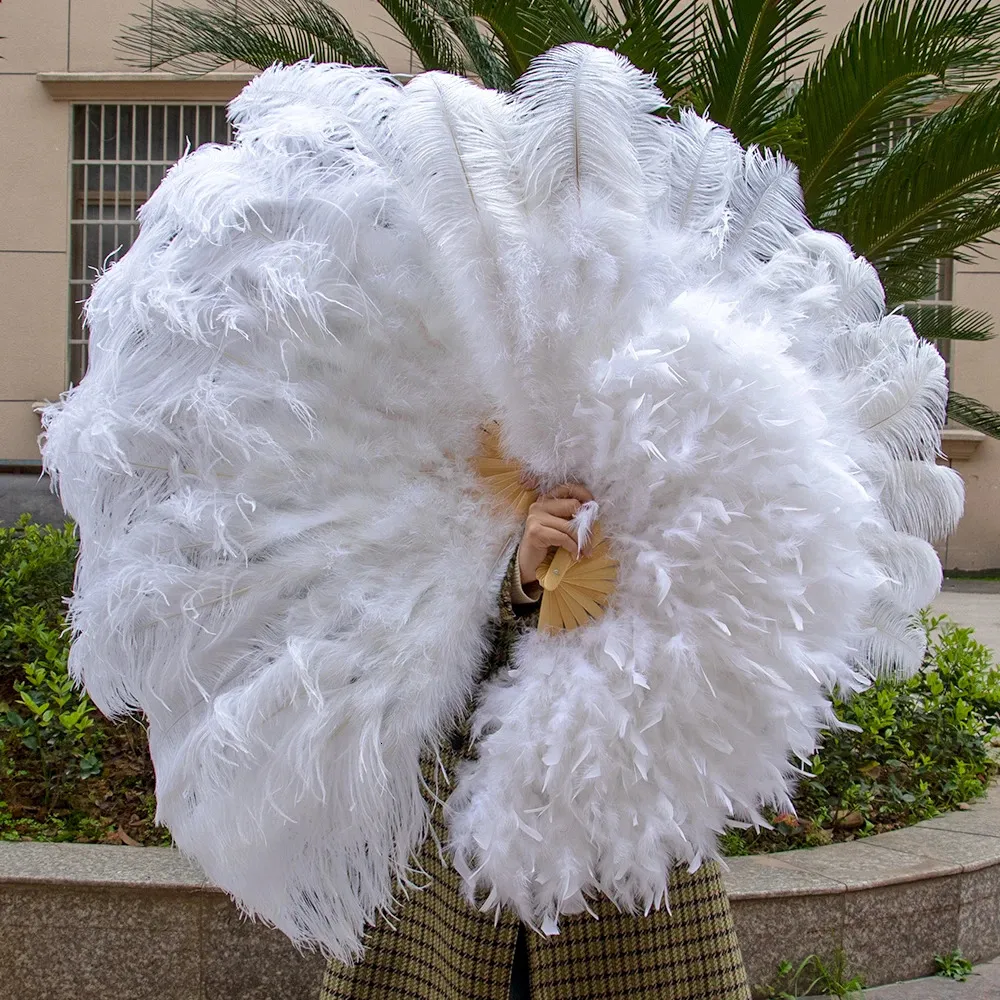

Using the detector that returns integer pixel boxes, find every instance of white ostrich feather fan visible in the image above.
[37,44,962,962]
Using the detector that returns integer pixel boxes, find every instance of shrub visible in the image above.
[3,605,102,809]
[722,611,1000,855]
[0,513,168,845]
[0,512,77,682]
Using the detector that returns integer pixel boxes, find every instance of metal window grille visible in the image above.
[69,104,233,385]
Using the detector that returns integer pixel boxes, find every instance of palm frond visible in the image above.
[375,0,467,74]
[793,0,1000,220]
[830,81,1000,276]
[604,0,703,100]
[417,0,513,88]
[881,259,944,311]
[691,0,825,144]
[117,0,386,73]
[466,0,575,77]
[948,390,1000,439]
[898,302,995,343]
[751,112,807,159]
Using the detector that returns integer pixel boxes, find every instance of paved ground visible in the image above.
[817,956,1000,998]
[933,588,1000,658]
[0,471,67,529]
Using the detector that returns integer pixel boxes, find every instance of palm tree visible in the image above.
[117,0,1000,436]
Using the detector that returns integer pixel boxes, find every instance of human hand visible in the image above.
[517,483,596,588]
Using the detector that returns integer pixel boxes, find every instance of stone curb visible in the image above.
[941,579,1000,594]
[722,781,1000,993]
[1,786,998,999]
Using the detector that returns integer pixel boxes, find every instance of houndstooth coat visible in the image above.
[319,548,753,1000]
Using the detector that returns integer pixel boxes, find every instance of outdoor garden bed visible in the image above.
[4,514,1000,997]
[4,514,999,855]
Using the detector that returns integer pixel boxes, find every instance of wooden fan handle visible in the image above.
[540,547,575,591]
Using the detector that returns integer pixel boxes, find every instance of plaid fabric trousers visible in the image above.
[320,551,752,1000]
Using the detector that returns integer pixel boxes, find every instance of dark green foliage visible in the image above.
[792,0,1000,220]
[117,0,385,75]
[3,606,101,809]
[692,0,825,144]
[830,78,1000,300]
[947,390,1000,438]
[0,514,168,845]
[896,302,995,343]
[721,611,1000,856]
[0,513,76,634]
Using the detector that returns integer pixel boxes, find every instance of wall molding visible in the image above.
[941,427,988,462]
[38,70,417,103]
[37,72,258,103]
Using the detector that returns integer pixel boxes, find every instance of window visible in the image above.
[868,115,955,390]
[69,104,233,385]
[932,256,954,388]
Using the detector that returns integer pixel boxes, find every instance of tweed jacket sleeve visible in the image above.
[509,544,543,609]
[477,546,541,685]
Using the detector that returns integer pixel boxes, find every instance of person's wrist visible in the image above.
[515,548,543,602]
[518,550,538,585]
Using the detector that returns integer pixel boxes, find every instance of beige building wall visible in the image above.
[1,0,998,567]
[825,0,1000,575]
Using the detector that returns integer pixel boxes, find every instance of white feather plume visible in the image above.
[512,42,664,212]
[37,44,959,960]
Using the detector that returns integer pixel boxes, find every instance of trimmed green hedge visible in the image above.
[0,514,167,844]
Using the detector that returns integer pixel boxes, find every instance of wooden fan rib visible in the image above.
[553,590,590,629]
[472,421,618,633]
[568,564,618,580]
[565,583,614,601]
[560,586,604,621]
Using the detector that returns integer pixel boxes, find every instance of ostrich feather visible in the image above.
[877,460,965,542]
[37,45,959,960]
[390,71,520,247]
[843,324,949,462]
[720,145,810,274]
[653,109,741,242]
[512,42,664,212]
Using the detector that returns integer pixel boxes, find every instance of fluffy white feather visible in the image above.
[37,44,959,961]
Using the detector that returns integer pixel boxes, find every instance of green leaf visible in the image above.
[898,302,994,342]
[376,0,467,74]
[829,81,1000,272]
[467,0,598,78]
[416,0,512,88]
[79,752,103,779]
[691,0,825,144]
[18,692,42,714]
[116,0,387,74]
[947,390,1000,439]
[794,0,1000,219]
[607,0,703,100]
